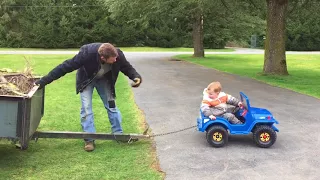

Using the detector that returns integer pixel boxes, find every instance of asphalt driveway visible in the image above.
[1,50,319,179]
[128,53,320,180]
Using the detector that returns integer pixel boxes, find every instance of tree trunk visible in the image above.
[263,0,289,75]
[192,13,204,57]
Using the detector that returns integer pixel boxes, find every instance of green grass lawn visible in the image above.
[0,47,234,52]
[0,55,163,180]
[174,54,320,99]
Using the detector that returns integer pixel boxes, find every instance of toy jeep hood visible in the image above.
[250,107,274,120]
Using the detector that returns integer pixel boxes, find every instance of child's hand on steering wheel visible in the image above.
[238,102,244,109]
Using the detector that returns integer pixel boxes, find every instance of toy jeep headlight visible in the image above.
[258,115,272,120]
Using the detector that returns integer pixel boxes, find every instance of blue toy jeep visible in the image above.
[197,92,279,148]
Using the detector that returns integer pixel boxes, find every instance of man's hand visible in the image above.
[209,115,216,120]
[34,79,44,89]
[131,77,142,88]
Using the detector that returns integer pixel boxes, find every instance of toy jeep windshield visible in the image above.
[197,92,279,148]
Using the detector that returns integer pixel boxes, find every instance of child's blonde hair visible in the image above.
[206,81,222,93]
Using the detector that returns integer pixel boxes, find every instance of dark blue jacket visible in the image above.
[37,43,141,98]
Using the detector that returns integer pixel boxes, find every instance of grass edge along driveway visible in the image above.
[174,54,320,99]
[0,47,234,52]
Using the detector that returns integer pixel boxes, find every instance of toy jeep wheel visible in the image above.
[206,125,228,147]
[253,125,277,148]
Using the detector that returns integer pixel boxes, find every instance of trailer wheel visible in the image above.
[206,125,228,147]
[253,125,277,148]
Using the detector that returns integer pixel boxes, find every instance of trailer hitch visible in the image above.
[32,131,150,144]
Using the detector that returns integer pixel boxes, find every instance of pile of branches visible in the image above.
[0,58,36,97]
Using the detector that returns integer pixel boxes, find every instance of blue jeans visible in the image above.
[80,78,123,142]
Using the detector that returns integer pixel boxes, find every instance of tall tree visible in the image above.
[177,0,206,57]
[191,6,204,57]
[108,0,236,57]
[172,0,265,57]
[263,0,289,75]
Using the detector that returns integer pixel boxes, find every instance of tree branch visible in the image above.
[248,0,259,9]
[288,0,311,15]
[288,0,299,15]
[220,0,230,10]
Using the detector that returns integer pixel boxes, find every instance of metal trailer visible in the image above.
[0,83,44,149]
[0,77,149,150]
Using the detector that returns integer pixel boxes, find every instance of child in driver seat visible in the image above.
[201,81,243,124]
